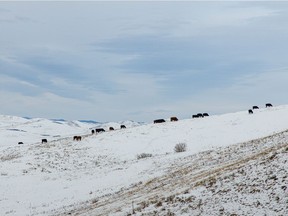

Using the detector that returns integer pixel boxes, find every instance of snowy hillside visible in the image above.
[1,105,288,215]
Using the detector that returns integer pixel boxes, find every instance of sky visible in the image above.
[1,1,288,122]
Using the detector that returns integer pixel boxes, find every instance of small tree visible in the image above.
[174,143,187,153]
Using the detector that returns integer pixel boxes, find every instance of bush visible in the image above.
[174,143,187,153]
[137,153,153,160]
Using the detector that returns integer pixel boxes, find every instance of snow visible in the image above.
[1,105,288,215]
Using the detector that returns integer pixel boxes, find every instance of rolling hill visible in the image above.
[1,105,288,215]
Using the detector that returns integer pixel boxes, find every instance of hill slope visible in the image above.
[0,105,288,215]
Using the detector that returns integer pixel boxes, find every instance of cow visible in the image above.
[252,106,259,109]
[248,109,253,114]
[192,115,199,118]
[73,136,81,141]
[170,117,178,122]
[203,113,209,117]
[120,125,126,129]
[109,127,114,131]
[18,142,23,145]
[91,129,95,134]
[154,119,165,124]
[95,128,105,133]
[197,113,204,118]
[41,139,48,144]
[266,103,273,108]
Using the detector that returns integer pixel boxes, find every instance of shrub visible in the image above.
[174,143,187,153]
[137,153,153,160]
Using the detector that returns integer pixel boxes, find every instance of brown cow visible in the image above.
[73,136,82,141]
[170,117,178,122]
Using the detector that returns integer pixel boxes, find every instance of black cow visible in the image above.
[120,125,126,129]
[91,129,95,134]
[109,127,114,131]
[95,128,105,133]
[266,103,273,108]
[154,119,165,124]
[18,142,23,145]
[197,113,204,118]
[170,117,178,122]
[203,113,209,117]
[248,109,253,114]
[252,106,259,109]
[41,139,48,144]
[192,115,199,118]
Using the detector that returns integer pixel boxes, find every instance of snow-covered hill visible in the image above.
[0,105,288,215]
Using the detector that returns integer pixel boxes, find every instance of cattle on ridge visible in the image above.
[253,106,259,109]
[203,113,209,117]
[18,142,23,145]
[95,128,105,133]
[170,117,178,122]
[266,103,273,108]
[154,119,165,124]
[109,127,114,131]
[197,113,204,118]
[41,139,48,144]
[248,109,253,114]
[120,125,126,129]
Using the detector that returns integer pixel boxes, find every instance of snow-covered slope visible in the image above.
[0,105,288,215]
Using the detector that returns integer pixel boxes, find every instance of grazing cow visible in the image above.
[91,129,95,134]
[170,117,178,122]
[197,113,204,118]
[192,115,199,118]
[41,139,47,144]
[18,142,23,145]
[203,113,209,117]
[266,103,273,108]
[248,109,253,114]
[120,125,126,129]
[109,127,114,131]
[95,128,105,133]
[252,106,259,109]
[154,119,165,124]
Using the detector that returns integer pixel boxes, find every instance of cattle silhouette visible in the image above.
[248,109,253,114]
[170,117,178,122]
[197,113,204,118]
[252,106,259,109]
[96,128,105,133]
[120,125,126,129]
[18,142,23,145]
[266,103,273,108]
[154,119,165,124]
[109,127,114,131]
[203,113,209,117]
[192,115,199,118]
[91,129,95,134]
[41,139,47,144]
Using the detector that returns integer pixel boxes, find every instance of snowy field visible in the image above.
[1,105,288,215]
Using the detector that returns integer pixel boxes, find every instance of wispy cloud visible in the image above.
[0,2,288,121]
